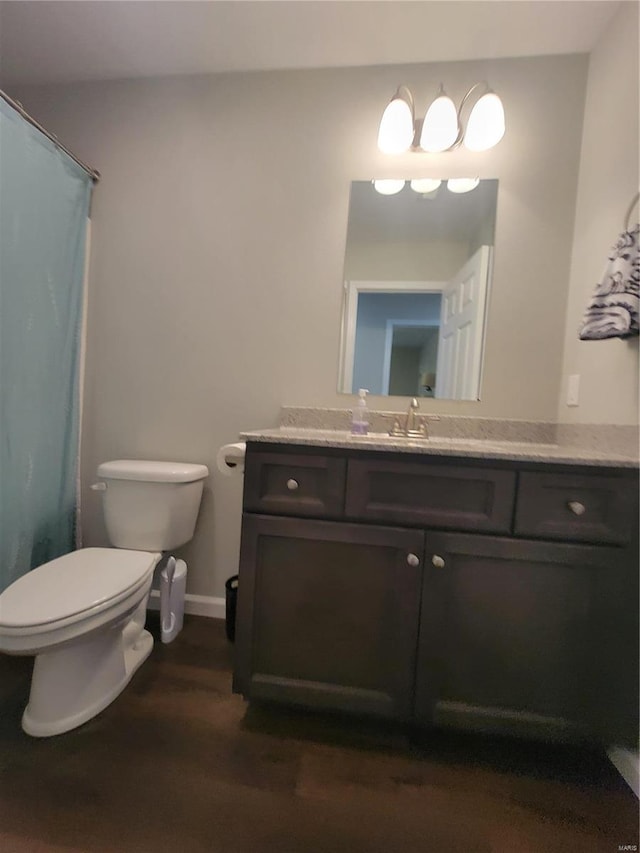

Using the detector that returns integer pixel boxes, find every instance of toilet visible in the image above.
[0,459,208,737]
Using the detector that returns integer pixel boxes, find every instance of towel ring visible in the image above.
[624,191,639,231]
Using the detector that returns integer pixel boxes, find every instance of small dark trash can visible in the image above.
[225,575,239,642]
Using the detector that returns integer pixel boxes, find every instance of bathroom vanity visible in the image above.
[233,430,639,747]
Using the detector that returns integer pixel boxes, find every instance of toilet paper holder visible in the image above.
[216,442,246,477]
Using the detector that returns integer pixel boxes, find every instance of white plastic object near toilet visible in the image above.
[0,459,208,737]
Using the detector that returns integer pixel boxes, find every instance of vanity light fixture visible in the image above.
[377,82,505,154]
[420,87,459,153]
[377,86,415,154]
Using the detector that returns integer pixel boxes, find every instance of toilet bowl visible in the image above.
[0,548,161,736]
[0,459,208,736]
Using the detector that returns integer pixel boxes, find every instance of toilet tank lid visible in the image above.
[97,460,209,483]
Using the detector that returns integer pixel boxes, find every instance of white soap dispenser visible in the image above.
[351,388,370,436]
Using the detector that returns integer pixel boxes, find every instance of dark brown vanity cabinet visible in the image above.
[234,442,639,746]
[234,514,423,718]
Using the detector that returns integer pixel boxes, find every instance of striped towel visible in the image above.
[579,223,639,340]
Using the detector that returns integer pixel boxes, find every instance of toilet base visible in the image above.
[22,621,153,737]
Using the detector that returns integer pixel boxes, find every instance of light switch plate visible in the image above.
[567,374,580,406]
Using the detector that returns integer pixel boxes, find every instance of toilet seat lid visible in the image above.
[0,548,161,629]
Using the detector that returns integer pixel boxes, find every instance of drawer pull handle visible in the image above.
[432,555,445,569]
[286,478,299,491]
[406,553,420,567]
[568,501,586,516]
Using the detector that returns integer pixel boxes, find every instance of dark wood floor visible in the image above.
[0,615,637,853]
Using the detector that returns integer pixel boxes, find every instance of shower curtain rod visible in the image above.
[1,89,100,184]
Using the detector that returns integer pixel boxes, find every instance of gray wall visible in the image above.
[9,51,604,598]
[558,1,639,424]
[344,239,467,281]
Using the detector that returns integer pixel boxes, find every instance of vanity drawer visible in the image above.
[243,450,346,519]
[346,458,516,533]
[514,471,638,545]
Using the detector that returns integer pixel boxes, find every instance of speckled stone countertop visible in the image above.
[239,427,639,468]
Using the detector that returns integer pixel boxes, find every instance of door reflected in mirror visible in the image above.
[338,179,498,400]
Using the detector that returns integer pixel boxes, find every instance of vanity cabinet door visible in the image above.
[233,514,424,720]
[415,532,621,742]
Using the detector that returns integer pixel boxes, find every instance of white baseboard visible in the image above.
[607,746,640,799]
[147,589,225,620]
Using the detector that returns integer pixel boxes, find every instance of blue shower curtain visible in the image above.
[0,98,92,593]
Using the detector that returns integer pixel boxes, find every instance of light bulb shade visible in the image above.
[409,178,442,194]
[373,179,406,195]
[446,177,480,194]
[463,92,505,151]
[377,92,414,154]
[419,94,458,153]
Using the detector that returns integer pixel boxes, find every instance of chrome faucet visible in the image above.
[389,398,429,439]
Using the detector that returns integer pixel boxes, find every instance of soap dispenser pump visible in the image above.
[351,388,370,436]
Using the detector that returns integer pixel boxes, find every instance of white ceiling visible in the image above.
[0,1,620,86]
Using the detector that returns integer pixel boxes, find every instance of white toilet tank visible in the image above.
[96,460,209,551]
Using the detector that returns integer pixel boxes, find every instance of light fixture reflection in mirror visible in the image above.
[410,178,442,194]
[447,177,480,194]
[372,178,405,196]
[373,177,479,196]
[338,178,498,401]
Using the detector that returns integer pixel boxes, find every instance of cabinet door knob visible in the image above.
[432,555,445,568]
[568,501,586,516]
[286,478,299,491]
[406,553,420,567]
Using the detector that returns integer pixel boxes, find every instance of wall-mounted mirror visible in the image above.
[338,178,498,400]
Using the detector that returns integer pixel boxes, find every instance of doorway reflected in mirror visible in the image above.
[338,179,498,401]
